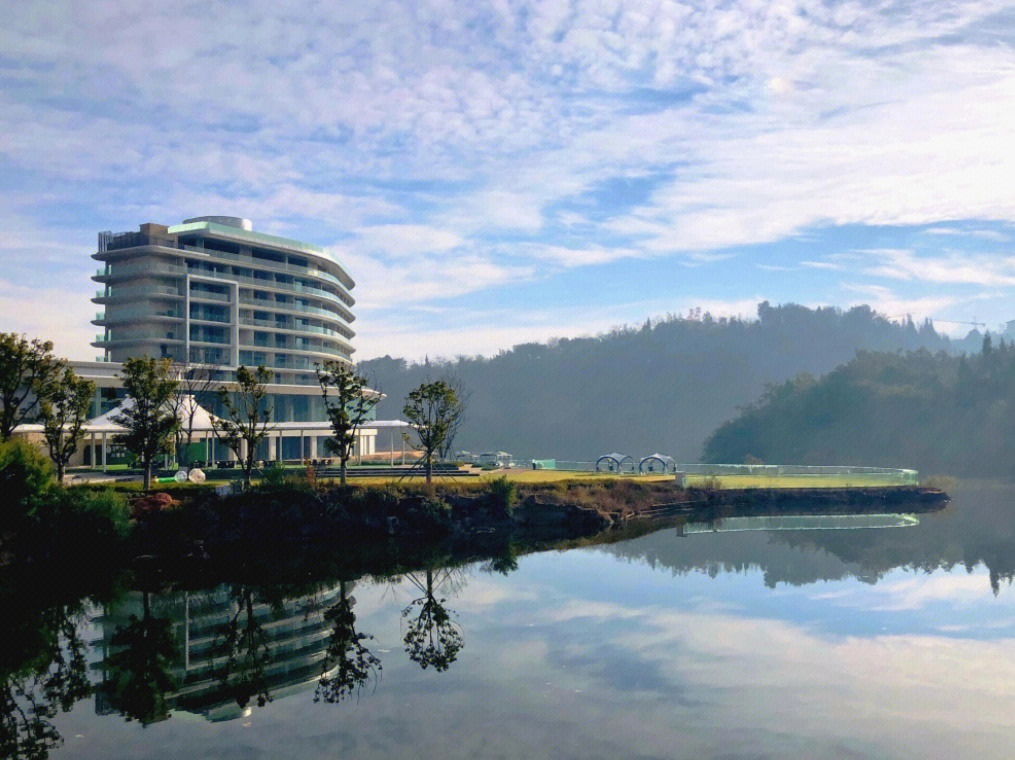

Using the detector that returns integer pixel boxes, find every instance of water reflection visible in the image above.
[2,483,1013,759]
[315,580,381,704]
[401,568,466,672]
[94,583,344,723]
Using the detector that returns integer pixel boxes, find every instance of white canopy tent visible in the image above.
[16,395,414,472]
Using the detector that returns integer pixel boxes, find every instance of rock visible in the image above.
[132,491,179,517]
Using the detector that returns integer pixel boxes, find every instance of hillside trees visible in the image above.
[702,340,1015,478]
[360,303,955,461]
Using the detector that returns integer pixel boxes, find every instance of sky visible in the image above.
[2,0,1014,362]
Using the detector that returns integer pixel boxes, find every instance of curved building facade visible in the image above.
[92,215,354,386]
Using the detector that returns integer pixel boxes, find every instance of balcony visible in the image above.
[95,285,181,301]
[100,263,186,280]
[189,333,231,345]
[177,242,354,304]
[189,289,231,302]
[237,296,351,326]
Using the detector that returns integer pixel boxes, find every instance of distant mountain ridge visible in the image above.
[360,302,962,462]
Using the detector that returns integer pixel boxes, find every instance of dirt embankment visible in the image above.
[509,481,949,532]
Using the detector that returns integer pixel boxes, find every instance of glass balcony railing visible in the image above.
[189,289,230,302]
[190,333,231,345]
[103,263,186,280]
[189,311,230,323]
[99,308,182,322]
[177,243,354,304]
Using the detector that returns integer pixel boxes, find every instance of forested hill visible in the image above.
[360,302,954,462]
[702,337,1015,478]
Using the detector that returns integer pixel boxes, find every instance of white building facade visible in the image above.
[67,215,389,463]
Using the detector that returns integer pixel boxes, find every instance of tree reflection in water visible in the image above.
[401,568,465,672]
[102,589,178,725]
[315,580,381,703]
[217,586,273,710]
[1,599,92,759]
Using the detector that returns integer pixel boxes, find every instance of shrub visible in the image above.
[486,476,517,518]
[257,462,315,495]
[415,495,452,533]
[0,439,54,508]
[58,487,131,546]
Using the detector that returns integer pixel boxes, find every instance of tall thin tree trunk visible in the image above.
[425,455,432,485]
[340,458,347,486]
[143,461,151,490]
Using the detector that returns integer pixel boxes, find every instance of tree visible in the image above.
[435,373,469,462]
[167,363,217,467]
[402,380,465,484]
[216,586,272,710]
[102,590,178,726]
[113,357,179,490]
[40,368,96,484]
[315,580,381,703]
[0,333,64,441]
[213,366,273,489]
[315,361,378,485]
[401,568,464,672]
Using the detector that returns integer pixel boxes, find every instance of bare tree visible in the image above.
[213,366,274,489]
[167,363,218,466]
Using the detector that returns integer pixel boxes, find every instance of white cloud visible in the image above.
[858,248,1015,287]
[3,1,1015,355]
[0,280,96,361]
[354,224,465,257]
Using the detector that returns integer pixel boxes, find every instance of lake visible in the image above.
[5,481,1013,759]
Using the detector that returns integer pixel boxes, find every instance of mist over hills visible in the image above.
[703,335,1015,478]
[360,302,963,462]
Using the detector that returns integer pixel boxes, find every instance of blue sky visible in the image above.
[2,1,1014,360]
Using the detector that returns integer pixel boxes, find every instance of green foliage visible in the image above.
[0,439,129,563]
[0,439,54,504]
[257,462,315,495]
[703,344,1015,478]
[214,366,273,490]
[486,475,517,517]
[0,332,64,441]
[114,357,179,490]
[40,367,95,483]
[403,380,465,484]
[315,361,377,485]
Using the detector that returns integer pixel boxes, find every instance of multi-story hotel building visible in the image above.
[64,215,392,462]
[93,215,354,384]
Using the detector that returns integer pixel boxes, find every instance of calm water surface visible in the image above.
[9,481,1015,759]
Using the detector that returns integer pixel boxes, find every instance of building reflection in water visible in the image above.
[91,582,346,723]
